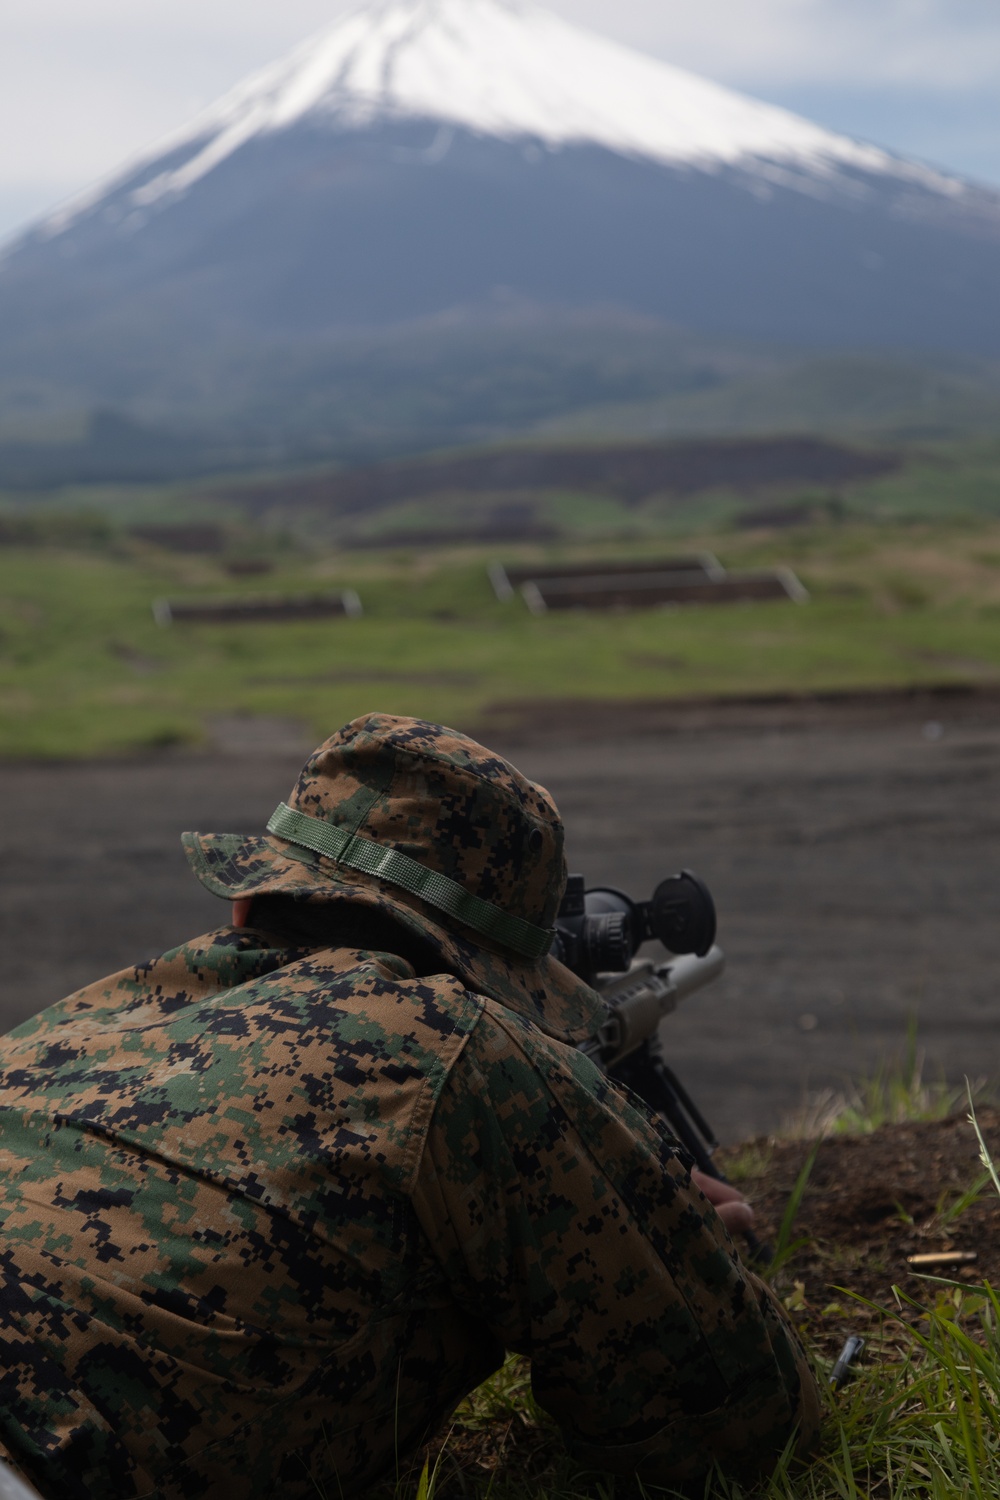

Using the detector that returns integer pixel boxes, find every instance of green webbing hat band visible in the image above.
[266,802,555,962]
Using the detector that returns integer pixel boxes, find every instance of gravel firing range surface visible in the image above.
[2,695,997,1142]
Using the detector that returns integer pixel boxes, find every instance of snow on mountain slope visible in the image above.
[43,0,961,238]
[4,0,1000,408]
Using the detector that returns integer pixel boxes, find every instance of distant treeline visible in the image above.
[0,512,115,548]
[0,412,240,490]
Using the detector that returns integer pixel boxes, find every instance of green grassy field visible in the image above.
[2,434,1000,759]
[1,509,999,758]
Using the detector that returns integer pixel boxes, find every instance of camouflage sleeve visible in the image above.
[411,1001,822,1487]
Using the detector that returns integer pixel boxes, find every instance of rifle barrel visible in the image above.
[592,947,726,1067]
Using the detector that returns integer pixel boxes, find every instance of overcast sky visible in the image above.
[3,0,999,241]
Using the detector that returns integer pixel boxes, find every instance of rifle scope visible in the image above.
[552,871,716,980]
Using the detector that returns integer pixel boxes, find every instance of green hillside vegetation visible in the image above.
[532,353,1000,445]
[11,429,999,535]
[3,330,1000,486]
[314,435,1000,541]
[0,319,754,484]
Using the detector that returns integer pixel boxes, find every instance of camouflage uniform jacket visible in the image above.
[0,924,820,1499]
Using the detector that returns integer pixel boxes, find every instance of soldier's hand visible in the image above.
[691,1170,755,1236]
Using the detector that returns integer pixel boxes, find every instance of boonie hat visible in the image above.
[183,714,605,1042]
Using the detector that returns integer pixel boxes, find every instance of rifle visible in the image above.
[556,873,769,1260]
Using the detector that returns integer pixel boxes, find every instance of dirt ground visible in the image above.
[1,686,997,1142]
[722,1106,1000,1352]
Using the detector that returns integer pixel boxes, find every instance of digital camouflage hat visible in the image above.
[183,714,606,1042]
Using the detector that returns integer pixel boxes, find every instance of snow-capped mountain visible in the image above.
[2,0,1000,460]
[38,0,959,231]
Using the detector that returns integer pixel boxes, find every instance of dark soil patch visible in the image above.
[475,681,1000,742]
[721,1108,1000,1356]
[211,437,899,517]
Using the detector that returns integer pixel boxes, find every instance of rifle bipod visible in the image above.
[610,1043,772,1266]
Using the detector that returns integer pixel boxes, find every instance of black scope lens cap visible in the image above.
[649,872,717,956]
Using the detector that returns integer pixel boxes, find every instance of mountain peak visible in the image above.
[43,0,955,235]
[4,0,1000,450]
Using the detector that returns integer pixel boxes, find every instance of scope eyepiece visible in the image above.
[581,910,632,973]
[552,876,635,977]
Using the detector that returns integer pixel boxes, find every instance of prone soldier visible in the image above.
[0,715,821,1498]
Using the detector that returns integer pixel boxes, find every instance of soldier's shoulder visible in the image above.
[310,956,490,1046]
[5,925,312,1042]
[434,990,630,1144]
